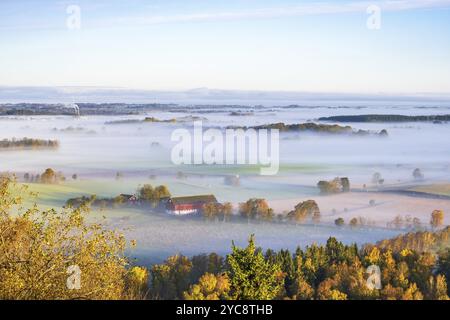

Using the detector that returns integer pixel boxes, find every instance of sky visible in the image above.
[1,0,450,97]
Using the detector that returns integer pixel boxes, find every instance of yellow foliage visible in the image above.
[0,175,144,300]
[401,283,423,300]
[329,289,348,300]
[430,210,445,229]
[184,273,230,300]
[366,247,381,265]
[400,248,413,257]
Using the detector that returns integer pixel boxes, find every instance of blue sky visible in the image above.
[1,0,450,94]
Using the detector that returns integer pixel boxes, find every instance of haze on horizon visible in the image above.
[1,0,450,95]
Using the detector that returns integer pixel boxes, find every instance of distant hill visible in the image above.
[319,114,450,122]
[229,122,388,137]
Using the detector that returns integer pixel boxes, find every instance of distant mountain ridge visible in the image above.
[1,86,450,106]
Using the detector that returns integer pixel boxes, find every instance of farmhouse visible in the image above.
[166,195,217,215]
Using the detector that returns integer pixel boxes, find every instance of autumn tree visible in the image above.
[317,177,350,194]
[291,275,314,300]
[437,249,450,296]
[380,283,403,300]
[425,275,449,300]
[40,168,57,184]
[203,202,219,220]
[203,202,234,221]
[401,283,423,300]
[430,210,444,229]
[317,178,342,195]
[316,279,347,300]
[289,254,314,300]
[150,254,193,299]
[0,175,144,300]
[239,198,273,221]
[222,202,233,222]
[153,185,171,201]
[138,184,171,207]
[349,217,359,227]
[138,184,154,200]
[125,266,149,299]
[365,246,381,265]
[323,261,378,300]
[287,200,320,223]
[183,273,230,300]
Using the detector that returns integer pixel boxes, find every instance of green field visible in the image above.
[409,184,450,197]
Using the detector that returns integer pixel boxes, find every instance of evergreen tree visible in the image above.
[227,235,282,300]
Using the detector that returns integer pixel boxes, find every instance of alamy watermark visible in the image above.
[66,5,81,30]
[171,121,279,175]
[366,5,381,30]
[66,265,81,290]
[366,264,382,290]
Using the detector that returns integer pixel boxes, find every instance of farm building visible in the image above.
[166,195,218,215]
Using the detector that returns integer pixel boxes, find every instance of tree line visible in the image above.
[1,175,449,300]
[230,122,388,137]
[0,138,59,149]
[65,183,171,209]
[23,168,66,184]
[149,232,450,300]
[318,114,450,123]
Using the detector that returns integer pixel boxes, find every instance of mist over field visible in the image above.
[1,104,449,263]
[2,0,450,303]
